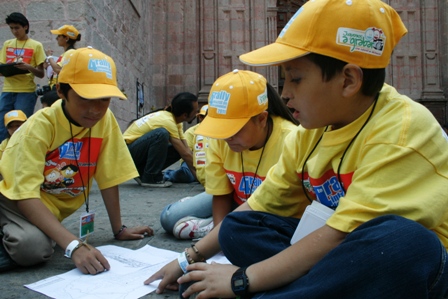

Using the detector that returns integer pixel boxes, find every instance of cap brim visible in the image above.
[239,42,309,66]
[70,84,127,100]
[195,116,249,139]
[50,29,62,35]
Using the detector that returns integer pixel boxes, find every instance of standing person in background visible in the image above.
[123,92,198,188]
[164,104,209,184]
[146,1,448,298]
[0,12,45,142]
[45,25,81,90]
[160,70,299,240]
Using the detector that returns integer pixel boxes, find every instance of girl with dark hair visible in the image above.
[159,70,299,240]
[123,92,199,187]
[45,25,82,90]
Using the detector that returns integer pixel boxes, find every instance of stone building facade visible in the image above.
[1,0,447,130]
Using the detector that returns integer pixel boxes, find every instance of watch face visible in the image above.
[234,279,244,288]
[231,268,248,295]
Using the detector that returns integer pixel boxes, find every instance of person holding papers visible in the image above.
[0,12,46,142]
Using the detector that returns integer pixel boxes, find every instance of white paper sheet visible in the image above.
[25,244,230,299]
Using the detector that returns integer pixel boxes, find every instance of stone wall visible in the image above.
[0,0,205,130]
[1,0,447,129]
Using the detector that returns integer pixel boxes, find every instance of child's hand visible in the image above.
[71,243,111,275]
[115,225,154,240]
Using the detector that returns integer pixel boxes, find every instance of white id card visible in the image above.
[290,201,335,244]
[79,211,95,239]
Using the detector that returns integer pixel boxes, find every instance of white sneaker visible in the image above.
[173,216,214,240]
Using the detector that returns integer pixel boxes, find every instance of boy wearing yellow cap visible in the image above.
[0,12,46,142]
[0,47,153,273]
[0,109,27,160]
[147,1,448,298]
[45,25,81,90]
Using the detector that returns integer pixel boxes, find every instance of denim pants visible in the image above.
[160,191,213,233]
[219,212,448,299]
[0,92,37,141]
[164,161,196,183]
[127,128,181,183]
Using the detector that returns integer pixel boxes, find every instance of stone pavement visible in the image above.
[0,177,205,299]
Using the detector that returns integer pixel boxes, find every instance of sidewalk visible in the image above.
[0,178,205,299]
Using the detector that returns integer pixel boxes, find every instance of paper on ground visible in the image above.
[25,244,230,299]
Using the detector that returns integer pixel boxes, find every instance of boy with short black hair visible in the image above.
[146,1,448,298]
[40,90,60,108]
[0,12,46,142]
[0,47,153,273]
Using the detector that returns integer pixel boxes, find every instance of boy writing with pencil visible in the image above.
[0,47,153,273]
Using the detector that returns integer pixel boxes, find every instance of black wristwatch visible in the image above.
[231,267,250,297]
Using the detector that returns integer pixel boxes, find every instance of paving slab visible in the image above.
[0,178,205,299]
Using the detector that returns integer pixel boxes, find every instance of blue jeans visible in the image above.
[160,191,213,233]
[164,161,196,183]
[0,92,37,141]
[127,128,181,183]
[219,212,448,299]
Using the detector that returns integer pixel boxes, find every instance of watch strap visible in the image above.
[64,240,82,258]
[231,267,250,297]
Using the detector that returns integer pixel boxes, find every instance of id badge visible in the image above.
[80,212,95,238]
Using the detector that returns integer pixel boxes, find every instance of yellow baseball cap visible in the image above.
[197,105,208,116]
[50,25,80,40]
[4,110,27,127]
[195,69,268,139]
[240,0,407,68]
[58,47,127,100]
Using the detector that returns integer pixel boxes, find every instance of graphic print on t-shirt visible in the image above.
[41,137,102,196]
[5,47,34,63]
[226,170,265,205]
[301,169,354,208]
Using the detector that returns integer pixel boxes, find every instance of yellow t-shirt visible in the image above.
[0,100,138,222]
[0,138,9,160]
[206,116,297,205]
[248,84,448,249]
[0,38,46,92]
[123,110,185,144]
[184,124,209,186]
[48,48,76,87]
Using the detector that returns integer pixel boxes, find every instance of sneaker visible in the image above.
[173,216,214,239]
[140,180,173,188]
[134,177,142,185]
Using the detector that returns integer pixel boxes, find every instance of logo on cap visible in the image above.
[337,27,385,56]
[209,90,231,115]
[257,91,268,106]
[88,59,112,79]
